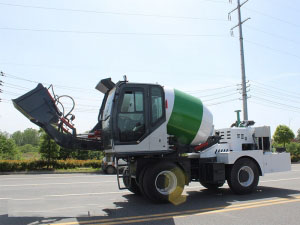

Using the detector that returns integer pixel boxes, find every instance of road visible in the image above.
[1,164,300,225]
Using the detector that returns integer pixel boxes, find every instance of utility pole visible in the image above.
[229,0,250,121]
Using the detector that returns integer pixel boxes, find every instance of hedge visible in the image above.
[291,155,300,163]
[0,159,102,172]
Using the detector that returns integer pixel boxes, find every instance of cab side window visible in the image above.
[151,87,163,125]
[118,90,145,142]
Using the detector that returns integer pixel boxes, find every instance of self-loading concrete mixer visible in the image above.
[13,78,291,203]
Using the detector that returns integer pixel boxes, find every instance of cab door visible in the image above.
[113,86,149,150]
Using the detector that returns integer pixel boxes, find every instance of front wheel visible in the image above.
[142,162,185,203]
[123,168,141,195]
[227,158,259,194]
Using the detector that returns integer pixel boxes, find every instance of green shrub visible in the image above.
[0,159,102,172]
[291,155,300,163]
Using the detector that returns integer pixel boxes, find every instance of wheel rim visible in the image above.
[238,166,254,187]
[155,170,177,195]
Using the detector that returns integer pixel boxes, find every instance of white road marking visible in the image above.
[0,181,116,187]
[9,198,44,201]
[47,191,129,197]
[260,177,300,183]
[0,175,115,181]
[186,177,300,190]
[0,191,130,201]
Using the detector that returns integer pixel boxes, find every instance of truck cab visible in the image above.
[97,79,169,155]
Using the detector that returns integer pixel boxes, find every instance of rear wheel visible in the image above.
[143,162,185,203]
[227,158,259,194]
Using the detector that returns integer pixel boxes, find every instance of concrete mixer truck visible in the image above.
[12,77,291,203]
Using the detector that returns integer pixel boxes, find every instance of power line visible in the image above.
[3,83,31,91]
[185,84,238,93]
[199,0,228,3]
[0,27,228,38]
[0,2,227,21]
[251,89,300,104]
[1,89,101,107]
[244,7,300,29]
[3,72,240,96]
[192,89,238,97]
[251,85,300,100]
[3,85,29,92]
[245,25,300,45]
[250,80,300,97]
[200,92,239,102]
[4,82,35,90]
[270,0,300,13]
[1,90,20,96]
[205,98,240,106]
[244,39,300,61]
[1,90,100,110]
[3,72,95,92]
[252,95,300,111]
[193,89,238,98]
[1,84,100,102]
[250,100,300,115]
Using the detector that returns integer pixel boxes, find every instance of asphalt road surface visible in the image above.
[1,164,300,225]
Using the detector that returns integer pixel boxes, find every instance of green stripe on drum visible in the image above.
[167,89,203,144]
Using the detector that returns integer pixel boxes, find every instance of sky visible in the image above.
[0,0,299,137]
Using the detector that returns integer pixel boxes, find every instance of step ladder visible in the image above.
[116,156,131,190]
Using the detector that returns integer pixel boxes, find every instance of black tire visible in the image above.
[106,166,116,175]
[143,162,185,203]
[200,181,224,190]
[137,166,148,197]
[227,158,259,194]
[123,169,141,195]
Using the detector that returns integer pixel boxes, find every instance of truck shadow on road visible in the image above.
[1,186,299,225]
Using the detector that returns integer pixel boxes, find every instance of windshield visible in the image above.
[102,88,116,129]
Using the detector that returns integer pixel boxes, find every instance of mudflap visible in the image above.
[12,83,102,150]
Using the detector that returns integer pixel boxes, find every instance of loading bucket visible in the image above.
[12,83,61,127]
[12,84,102,150]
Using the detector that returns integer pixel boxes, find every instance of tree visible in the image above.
[39,132,60,168]
[0,130,10,139]
[23,128,40,146]
[0,134,21,160]
[273,125,295,148]
[59,147,73,160]
[296,129,300,142]
[11,131,23,146]
[12,128,40,146]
